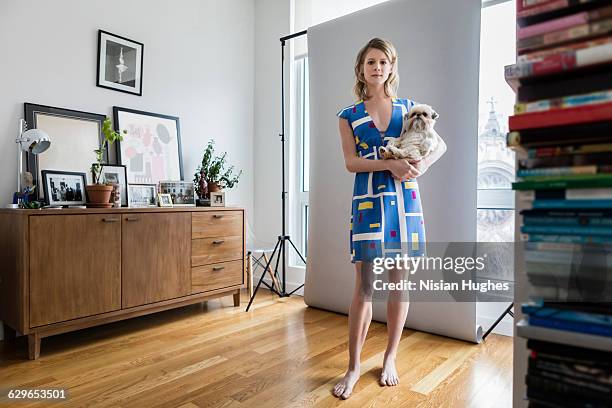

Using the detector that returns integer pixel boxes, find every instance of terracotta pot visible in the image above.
[86,184,114,208]
[207,182,221,193]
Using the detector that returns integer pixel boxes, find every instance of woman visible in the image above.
[333,38,446,399]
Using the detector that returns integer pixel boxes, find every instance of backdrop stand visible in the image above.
[246,30,308,312]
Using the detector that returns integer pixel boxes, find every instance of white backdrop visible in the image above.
[304,0,483,342]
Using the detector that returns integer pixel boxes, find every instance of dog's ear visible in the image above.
[431,110,439,120]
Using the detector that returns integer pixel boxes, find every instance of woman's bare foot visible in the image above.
[380,355,399,386]
[333,369,360,399]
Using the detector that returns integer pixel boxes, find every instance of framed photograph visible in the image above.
[157,193,173,207]
[98,164,128,207]
[128,184,157,207]
[158,180,195,207]
[41,170,87,207]
[113,107,183,185]
[97,30,144,96]
[210,191,225,207]
[24,103,107,199]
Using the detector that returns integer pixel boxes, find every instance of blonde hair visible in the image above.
[353,38,399,101]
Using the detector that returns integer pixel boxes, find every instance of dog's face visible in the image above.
[403,104,438,132]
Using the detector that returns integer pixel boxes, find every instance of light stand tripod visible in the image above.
[246,30,308,312]
[482,302,514,340]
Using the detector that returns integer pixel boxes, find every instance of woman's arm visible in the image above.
[339,118,419,178]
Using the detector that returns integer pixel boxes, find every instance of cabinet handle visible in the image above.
[102,218,119,223]
[212,266,225,271]
[213,214,224,219]
[212,240,225,245]
[126,217,140,222]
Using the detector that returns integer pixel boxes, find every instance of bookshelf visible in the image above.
[507,1,612,407]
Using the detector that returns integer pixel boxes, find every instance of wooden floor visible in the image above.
[0,290,512,407]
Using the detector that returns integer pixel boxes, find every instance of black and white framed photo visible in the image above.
[158,180,195,206]
[24,103,107,199]
[98,164,128,207]
[210,191,225,207]
[114,107,183,184]
[97,30,144,96]
[41,170,87,207]
[128,184,157,207]
[157,193,173,207]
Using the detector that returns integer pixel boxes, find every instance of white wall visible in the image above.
[0,0,255,340]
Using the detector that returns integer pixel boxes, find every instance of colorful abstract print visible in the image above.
[337,98,426,263]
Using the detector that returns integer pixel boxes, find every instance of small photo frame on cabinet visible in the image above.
[158,180,195,207]
[98,164,128,207]
[41,170,87,207]
[210,191,225,207]
[128,184,157,207]
[157,193,173,207]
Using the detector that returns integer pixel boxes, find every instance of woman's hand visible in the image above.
[409,159,430,176]
[386,159,421,180]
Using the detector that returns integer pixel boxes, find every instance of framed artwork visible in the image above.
[158,180,195,207]
[210,191,225,207]
[113,107,183,185]
[24,103,107,199]
[41,170,87,207]
[98,164,128,207]
[157,193,173,207]
[128,184,157,207]
[97,30,144,96]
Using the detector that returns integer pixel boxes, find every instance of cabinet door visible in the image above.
[30,215,121,327]
[122,212,190,308]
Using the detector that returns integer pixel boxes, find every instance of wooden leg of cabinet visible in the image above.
[28,332,40,360]
[233,290,241,307]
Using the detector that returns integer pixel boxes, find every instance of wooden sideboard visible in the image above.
[0,207,245,359]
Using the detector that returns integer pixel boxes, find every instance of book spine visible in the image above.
[517,36,612,63]
[521,224,612,235]
[524,215,612,226]
[508,101,612,131]
[515,89,612,114]
[524,240,612,251]
[513,175,612,190]
[518,12,587,40]
[527,143,612,158]
[532,199,612,208]
[522,232,612,243]
[526,373,612,401]
[518,23,590,51]
[517,165,598,177]
[517,0,569,19]
[529,316,612,337]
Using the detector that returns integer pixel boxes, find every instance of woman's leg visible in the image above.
[333,261,374,399]
[381,268,409,386]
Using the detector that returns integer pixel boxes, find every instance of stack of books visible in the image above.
[506,1,612,406]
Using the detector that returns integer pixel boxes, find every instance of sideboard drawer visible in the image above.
[192,211,242,239]
[192,260,243,293]
[192,236,243,266]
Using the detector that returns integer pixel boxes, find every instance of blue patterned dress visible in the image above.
[338,98,426,263]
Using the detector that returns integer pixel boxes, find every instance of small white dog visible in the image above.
[378,104,440,161]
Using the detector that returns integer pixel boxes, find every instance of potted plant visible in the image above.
[86,118,125,208]
[193,140,242,205]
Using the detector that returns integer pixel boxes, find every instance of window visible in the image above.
[477,0,517,243]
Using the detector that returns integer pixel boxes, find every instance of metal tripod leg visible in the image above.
[246,238,280,312]
[482,302,514,341]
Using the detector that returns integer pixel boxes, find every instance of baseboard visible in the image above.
[478,314,514,337]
